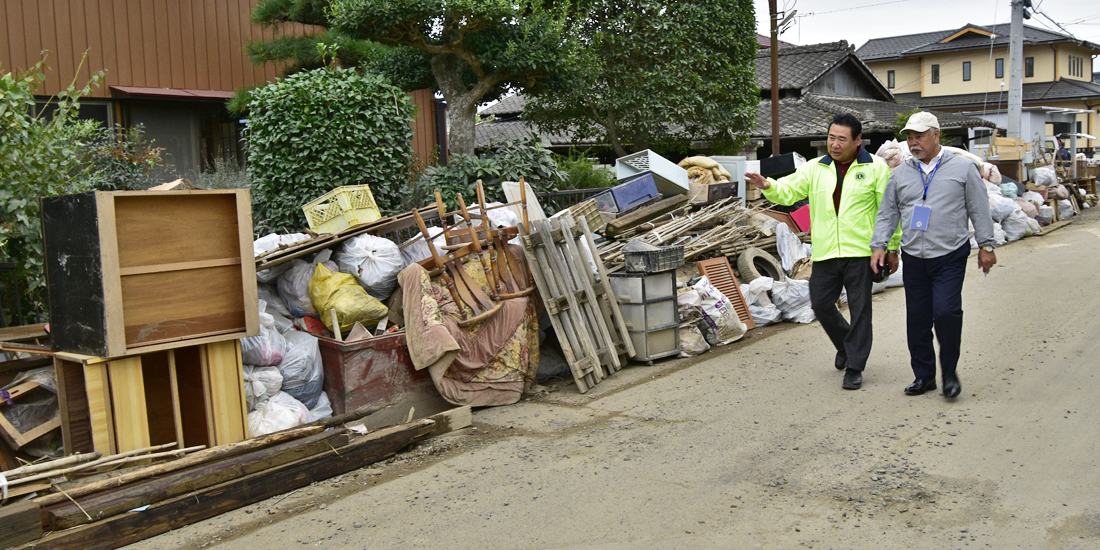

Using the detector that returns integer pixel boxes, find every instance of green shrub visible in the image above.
[188,157,252,190]
[416,137,564,211]
[556,150,616,190]
[0,59,103,323]
[247,66,416,234]
[78,124,167,191]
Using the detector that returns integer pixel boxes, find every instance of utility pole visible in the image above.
[769,0,780,155]
[1006,0,1027,138]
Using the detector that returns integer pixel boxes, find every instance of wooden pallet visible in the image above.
[696,257,756,331]
[520,212,633,393]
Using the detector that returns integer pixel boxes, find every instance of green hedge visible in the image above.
[247,67,416,234]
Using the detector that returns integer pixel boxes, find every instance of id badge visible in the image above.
[910,205,931,231]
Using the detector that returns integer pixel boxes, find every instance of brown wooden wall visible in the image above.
[0,0,307,97]
[407,88,439,162]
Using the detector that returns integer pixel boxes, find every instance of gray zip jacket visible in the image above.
[871,149,996,258]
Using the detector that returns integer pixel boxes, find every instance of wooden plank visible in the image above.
[236,192,260,339]
[27,420,436,550]
[56,358,94,454]
[117,257,242,277]
[558,215,620,374]
[203,340,247,445]
[577,217,635,358]
[0,413,60,449]
[426,406,473,437]
[97,192,128,357]
[0,324,48,342]
[107,356,150,452]
[167,350,185,449]
[0,500,41,548]
[0,356,51,375]
[84,362,116,455]
[603,195,690,238]
[46,429,352,530]
[519,229,590,393]
[34,426,325,509]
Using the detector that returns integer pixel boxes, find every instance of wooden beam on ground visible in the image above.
[427,406,472,437]
[34,426,323,508]
[45,429,350,530]
[602,195,689,238]
[24,419,435,550]
[0,501,41,548]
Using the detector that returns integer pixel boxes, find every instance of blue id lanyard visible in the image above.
[917,158,941,201]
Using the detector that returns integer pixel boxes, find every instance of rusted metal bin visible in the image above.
[316,331,451,428]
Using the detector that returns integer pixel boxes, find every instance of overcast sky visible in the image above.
[752,0,1100,72]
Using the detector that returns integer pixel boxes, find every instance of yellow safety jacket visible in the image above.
[762,148,901,260]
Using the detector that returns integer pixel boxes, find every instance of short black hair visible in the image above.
[829,113,862,140]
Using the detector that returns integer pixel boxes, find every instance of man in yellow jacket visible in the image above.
[745,113,900,390]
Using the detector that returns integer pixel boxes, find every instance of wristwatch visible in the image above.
[887,249,898,255]
[981,246,995,252]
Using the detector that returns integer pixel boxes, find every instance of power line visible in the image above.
[801,0,916,17]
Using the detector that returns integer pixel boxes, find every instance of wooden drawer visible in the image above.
[55,339,249,454]
[42,190,258,357]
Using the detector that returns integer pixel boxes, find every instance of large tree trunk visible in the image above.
[431,53,503,157]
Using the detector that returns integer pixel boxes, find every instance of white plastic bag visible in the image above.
[992,223,1007,246]
[254,233,310,283]
[279,330,325,409]
[258,283,292,318]
[1025,217,1042,236]
[1021,191,1044,207]
[1036,205,1055,225]
[308,391,334,422]
[469,202,520,229]
[692,277,747,345]
[740,278,782,327]
[243,365,283,411]
[769,278,815,324]
[335,234,404,301]
[240,300,288,367]
[1031,166,1056,187]
[775,223,811,272]
[400,227,446,266]
[987,184,1019,223]
[278,259,337,318]
[1015,198,1038,218]
[1058,199,1075,219]
[247,391,311,437]
[1001,209,1029,242]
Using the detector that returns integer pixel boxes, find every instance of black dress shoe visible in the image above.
[942,374,961,399]
[835,350,848,371]
[842,368,862,390]
[904,378,936,395]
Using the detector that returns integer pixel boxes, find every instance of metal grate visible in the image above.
[695,257,756,330]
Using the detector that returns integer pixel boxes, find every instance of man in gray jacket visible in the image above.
[870,112,997,399]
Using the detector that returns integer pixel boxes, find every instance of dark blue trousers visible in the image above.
[901,243,970,381]
[809,257,873,371]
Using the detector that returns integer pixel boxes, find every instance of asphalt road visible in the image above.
[135,207,1100,550]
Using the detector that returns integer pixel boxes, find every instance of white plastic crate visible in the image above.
[615,150,689,196]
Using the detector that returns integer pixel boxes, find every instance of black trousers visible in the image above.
[808,257,873,371]
[901,243,970,381]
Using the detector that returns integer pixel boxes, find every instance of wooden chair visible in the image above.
[412,203,502,328]
[473,179,534,299]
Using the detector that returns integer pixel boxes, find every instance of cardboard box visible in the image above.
[993,137,1025,147]
[688,181,735,205]
[745,187,763,201]
[997,148,1023,161]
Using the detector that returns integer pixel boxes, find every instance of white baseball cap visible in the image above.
[902,111,940,133]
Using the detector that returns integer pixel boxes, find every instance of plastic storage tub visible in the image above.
[618,299,678,331]
[615,150,689,196]
[609,271,676,304]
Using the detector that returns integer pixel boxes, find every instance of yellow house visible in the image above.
[857,24,1100,154]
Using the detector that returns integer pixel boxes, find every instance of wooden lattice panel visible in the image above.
[695,257,756,330]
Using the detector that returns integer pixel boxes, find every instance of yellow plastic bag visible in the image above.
[308,263,388,333]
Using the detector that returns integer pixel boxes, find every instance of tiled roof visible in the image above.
[858,23,1098,61]
[479,94,530,117]
[755,41,854,90]
[751,93,993,139]
[474,119,599,150]
[756,33,794,48]
[893,78,1100,109]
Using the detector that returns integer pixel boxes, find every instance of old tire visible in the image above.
[737,247,786,283]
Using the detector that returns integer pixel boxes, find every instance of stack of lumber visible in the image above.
[597,198,762,267]
[993,137,1029,161]
[0,406,470,550]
